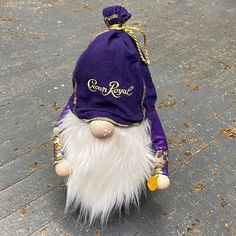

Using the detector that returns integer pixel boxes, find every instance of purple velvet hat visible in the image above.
[66,6,156,126]
[62,5,168,150]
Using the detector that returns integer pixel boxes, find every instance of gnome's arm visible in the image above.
[142,63,170,190]
[52,99,72,177]
[147,109,168,151]
[141,64,168,152]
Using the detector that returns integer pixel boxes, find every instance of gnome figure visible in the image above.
[53,6,169,225]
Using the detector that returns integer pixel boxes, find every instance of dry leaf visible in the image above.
[202,143,210,150]
[217,60,232,70]
[168,139,174,145]
[52,102,60,111]
[32,35,43,40]
[159,88,175,97]
[207,56,214,60]
[181,137,199,144]
[7,196,16,203]
[95,229,101,236]
[220,128,236,138]
[181,70,200,81]
[39,11,45,16]
[184,151,193,156]
[29,162,38,173]
[207,56,232,70]
[40,227,48,232]
[157,100,176,109]
[82,4,92,11]
[181,138,191,144]
[192,183,204,192]
[219,197,227,208]
[183,121,190,128]
[160,212,168,216]
[189,84,200,92]
[19,206,29,215]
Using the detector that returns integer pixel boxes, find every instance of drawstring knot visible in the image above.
[108,24,150,65]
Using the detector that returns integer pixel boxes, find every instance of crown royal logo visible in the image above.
[87,79,134,98]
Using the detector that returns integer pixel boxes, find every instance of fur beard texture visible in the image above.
[57,110,155,226]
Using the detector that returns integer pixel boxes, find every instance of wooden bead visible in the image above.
[89,120,115,139]
[157,174,170,190]
[55,160,71,177]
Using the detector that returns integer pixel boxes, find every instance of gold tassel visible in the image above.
[108,24,151,65]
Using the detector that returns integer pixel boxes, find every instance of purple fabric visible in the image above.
[56,102,70,125]
[157,150,169,176]
[103,6,132,26]
[162,155,169,176]
[140,62,168,151]
[68,30,146,125]
[148,110,168,151]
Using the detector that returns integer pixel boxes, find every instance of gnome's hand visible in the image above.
[53,129,71,177]
[147,150,170,191]
[55,160,71,177]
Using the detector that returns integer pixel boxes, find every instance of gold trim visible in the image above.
[108,24,150,65]
[141,78,147,121]
[53,135,65,165]
[73,76,77,113]
[82,117,143,127]
[104,14,119,21]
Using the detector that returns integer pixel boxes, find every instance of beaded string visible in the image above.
[108,24,151,65]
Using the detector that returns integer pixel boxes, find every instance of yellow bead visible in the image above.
[147,175,158,191]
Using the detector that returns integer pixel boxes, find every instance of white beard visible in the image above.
[57,110,154,225]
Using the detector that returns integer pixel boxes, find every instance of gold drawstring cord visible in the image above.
[108,24,150,65]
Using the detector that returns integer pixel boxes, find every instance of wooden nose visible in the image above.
[89,120,115,139]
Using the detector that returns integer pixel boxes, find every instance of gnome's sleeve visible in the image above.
[141,64,168,152]
[55,99,71,126]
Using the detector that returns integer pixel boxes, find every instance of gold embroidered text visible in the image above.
[87,79,134,98]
